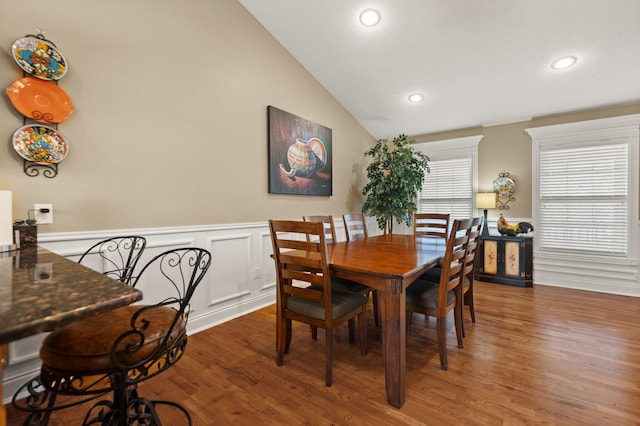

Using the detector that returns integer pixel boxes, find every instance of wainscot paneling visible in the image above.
[2,222,276,404]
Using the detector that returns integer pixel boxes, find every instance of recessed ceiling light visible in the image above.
[408,93,424,103]
[359,9,381,27]
[551,56,577,70]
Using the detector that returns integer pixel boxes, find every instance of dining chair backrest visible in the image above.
[343,213,368,241]
[78,236,147,284]
[463,217,483,281]
[460,216,483,336]
[414,213,450,239]
[303,215,337,244]
[270,220,333,324]
[436,218,471,315]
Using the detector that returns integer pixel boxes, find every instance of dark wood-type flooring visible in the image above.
[6,281,640,425]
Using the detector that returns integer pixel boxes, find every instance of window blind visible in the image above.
[539,142,628,256]
[418,157,473,219]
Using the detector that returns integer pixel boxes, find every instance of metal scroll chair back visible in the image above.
[343,213,369,241]
[14,247,211,426]
[413,213,450,239]
[78,236,147,284]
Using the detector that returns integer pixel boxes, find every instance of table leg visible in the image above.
[1,343,7,426]
[378,279,406,408]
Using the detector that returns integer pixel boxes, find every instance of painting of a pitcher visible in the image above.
[268,106,332,196]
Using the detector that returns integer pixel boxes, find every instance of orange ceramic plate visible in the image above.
[6,77,73,123]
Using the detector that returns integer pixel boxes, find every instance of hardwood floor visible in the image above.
[6,281,640,425]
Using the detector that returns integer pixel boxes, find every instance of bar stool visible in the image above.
[12,247,212,425]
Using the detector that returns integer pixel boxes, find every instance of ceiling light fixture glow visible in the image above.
[551,56,577,70]
[408,93,424,103]
[359,9,381,27]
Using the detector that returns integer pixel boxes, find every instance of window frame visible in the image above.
[413,136,482,221]
[527,114,640,264]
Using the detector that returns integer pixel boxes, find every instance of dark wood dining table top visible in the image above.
[0,246,142,344]
[327,233,446,289]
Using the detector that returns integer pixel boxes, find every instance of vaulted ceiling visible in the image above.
[239,0,640,139]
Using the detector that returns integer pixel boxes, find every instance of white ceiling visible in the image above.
[239,0,640,140]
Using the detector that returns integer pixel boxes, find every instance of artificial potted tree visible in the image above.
[362,134,430,234]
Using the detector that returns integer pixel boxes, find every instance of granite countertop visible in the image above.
[0,246,142,344]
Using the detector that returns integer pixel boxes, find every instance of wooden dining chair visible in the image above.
[343,213,368,241]
[406,218,471,370]
[418,217,482,337]
[413,213,450,239]
[77,236,147,284]
[303,215,337,244]
[270,219,368,386]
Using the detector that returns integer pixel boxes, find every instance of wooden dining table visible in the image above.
[0,246,142,426]
[327,234,446,408]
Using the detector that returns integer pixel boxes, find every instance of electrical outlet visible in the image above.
[34,203,53,224]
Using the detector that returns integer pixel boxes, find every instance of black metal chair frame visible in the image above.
[78,236,147,284]
[12,247,212,426]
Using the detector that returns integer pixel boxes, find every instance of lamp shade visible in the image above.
[476,192,496,209]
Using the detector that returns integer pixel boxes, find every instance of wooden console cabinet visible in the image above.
[475,235,533,287]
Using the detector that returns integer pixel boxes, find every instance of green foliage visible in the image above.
[361,134,430,234]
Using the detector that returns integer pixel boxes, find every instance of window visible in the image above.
[418,157,473,218]
[539,143,628,256]
[528,114,640,259]
[413,136,482,220]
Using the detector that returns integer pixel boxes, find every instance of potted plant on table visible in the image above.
[362,134,430,234]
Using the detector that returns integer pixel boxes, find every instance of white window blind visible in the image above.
[418,157,473,219]
[539,142,628,256]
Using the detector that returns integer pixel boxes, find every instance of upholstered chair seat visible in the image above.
[40,305,185,375]
[406,279,456,311]
[288,288,368,321]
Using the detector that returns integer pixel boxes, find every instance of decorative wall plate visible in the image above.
[6,77,74,123]
[492,176,516,197]
[12,37,68,80]
[12,124,69,164]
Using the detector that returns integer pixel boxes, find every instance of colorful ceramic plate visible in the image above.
[12,37,68,80]
[309,137,327,171]
[6,77,73,123]
[12,124,69,164]
[493,177,516,197]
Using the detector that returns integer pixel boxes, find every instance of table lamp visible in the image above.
[476,192,496,236]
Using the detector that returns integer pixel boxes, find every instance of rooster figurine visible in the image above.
[497,215,534,236]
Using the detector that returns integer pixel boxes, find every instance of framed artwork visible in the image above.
[268,106,332,196]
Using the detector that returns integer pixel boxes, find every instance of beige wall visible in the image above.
[2,0,638,233]
[0,0,374,232]
[412,103,640,221]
